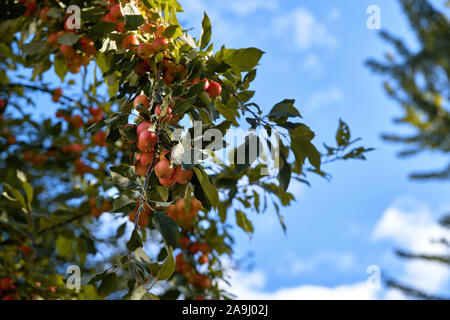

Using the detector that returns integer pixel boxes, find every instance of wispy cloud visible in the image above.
[281,251,356,277]
[372,197,450,294]
[226,0,279,16]
[272,8,339,51]
[328,8,342,22]
[306,87,344,111]
[225,269,378,300]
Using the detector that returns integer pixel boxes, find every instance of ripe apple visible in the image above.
[67,58,81,74]
[39,7,51,21]
[135,61,150,76]
[137,43,154,61]
[133,94,150,109]
[138,152,155,166]
[80,37,96,55]
[52,88,62,102]
[173,165,193,184]
[59,45,74,58]
[47,31,65,46]
[135,160,150,176]
[138,130,158,152]
[154,105,172,122]
[154,158,174,179]
[159,175,176,186]
[110,4,122,18]
[193,77,209,91]
[178,237,190,248]
[152,37,169,52]
[140,23,155,34]
[198,254,209,265]
[206,81,222,98]
[122,35,139,50]
[136,121,152,136]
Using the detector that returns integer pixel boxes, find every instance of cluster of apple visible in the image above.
[23,150,50,166]
[55,106,105,132]
[42,8,98,74]
[121,94,193,186]
[0,276,17,300]
[190,77,223,99]
[61,142,85,154]
[74,158,94,175]
[166,198,202,228]
[102,3,125,32]
[51,88,62,103]
[55,108,84,129]
[179,237,211,265]
[18,245,33,257]
[89,197,113,218]
[1,129,16,146]
[175,253,212,290]
[91,131,107,147]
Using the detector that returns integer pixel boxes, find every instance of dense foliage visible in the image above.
[0,0,371,300]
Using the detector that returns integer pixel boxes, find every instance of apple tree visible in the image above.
[0,0,372,300]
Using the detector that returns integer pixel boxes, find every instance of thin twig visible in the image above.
[3,83,89,109]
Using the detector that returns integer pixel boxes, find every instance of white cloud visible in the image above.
[372,197,450,294]
[306,87,344,111]
[328,8,342,22]
[300,53,321,70]
[286,251,356,276]
[225,269,378,300]
[221,198,449,300]
[227,0,279,16]
[273,8,338,51]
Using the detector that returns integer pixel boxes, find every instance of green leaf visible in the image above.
[122,3,146,30]
[56,236,73,258]
[336,119,350,147]
[57,33,80,46]
[54,57,68,82]
[223,48,264,72]
[134,248,151,265]
[157,247,175,280]
[87,120,107,133]
[269,99,301,118]
[130,285,159,300]
[2,183,26,208]
[98,273,118,297]
[278,161,291,193]
[22,181,33,206]
[152,211,180,248]
[109,165,138,189]
[162,25,180,38]
[89,21,118,35]
[111,195,136,213]
[23,41,47,56]
[88,269,109,285]
[126,229,143,251]
[235,210,254,235]
[193,167,219,208]
[199,12,211,50]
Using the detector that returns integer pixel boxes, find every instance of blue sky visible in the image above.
[176,0,450,299]
[15,0,449,299]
